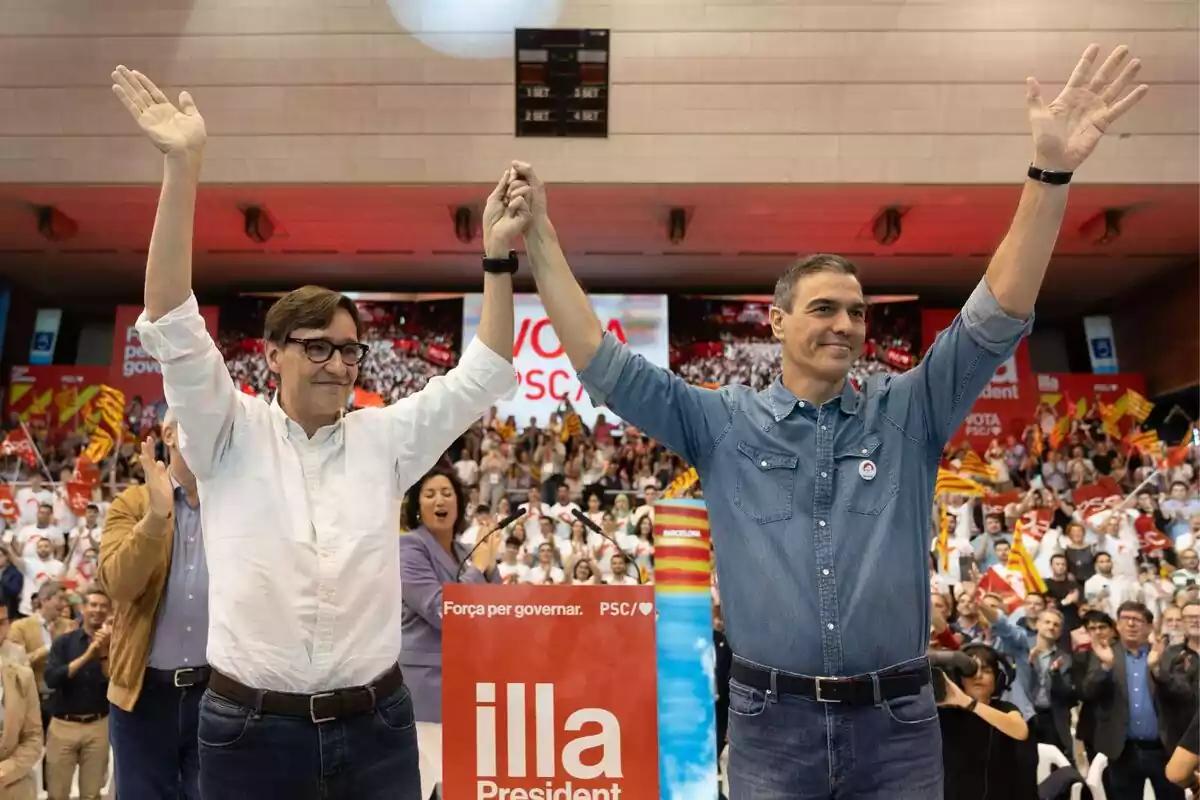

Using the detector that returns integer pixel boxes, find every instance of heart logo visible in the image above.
[638,602,653,616]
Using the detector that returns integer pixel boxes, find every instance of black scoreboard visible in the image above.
[514,28,610,138]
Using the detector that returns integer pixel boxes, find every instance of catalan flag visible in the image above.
[1125,429,1160,456]
[936,505,952,571]
[559,410,584,443]
[1008,521,1046,594]
[663,467,699,499]
[1072,397,1089,421]
[1161,426,1197,470]
[957,450,998,482]
[935,468,985,497]
[1124,389,1154,423]
[83,385,126,464]
[1048,415,1071,450]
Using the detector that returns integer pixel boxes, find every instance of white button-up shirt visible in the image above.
[137,294,517,693]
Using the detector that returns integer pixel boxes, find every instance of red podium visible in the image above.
[442,584,660,799]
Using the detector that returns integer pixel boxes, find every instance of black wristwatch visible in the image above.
[965,698,978,714]
[1027,164,1073,185]
[482,250,519,274]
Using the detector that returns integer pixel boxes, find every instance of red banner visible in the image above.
[110,304,220,406]
[423,343,454,367]
[0,486,17,523]
[7,366,110,437]
[442,584,660,800]
[921,309,1037,450]
[1034,373,1147,411]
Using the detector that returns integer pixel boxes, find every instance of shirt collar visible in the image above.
[269,392,344,445]
[766,376,860,422]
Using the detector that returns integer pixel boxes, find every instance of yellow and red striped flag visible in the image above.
[1125,429,1160,455]
[958,450,998,482]
[937,505,951,571]
[935,468,985,497]
[1008,521,1046,594]
[1124,389,1154,423]
[559,411,584,443]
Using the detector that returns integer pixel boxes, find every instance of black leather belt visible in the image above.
[56,712,108,724]
[209,664,404,724]
[146,666,211,688]
[731,659,930,706]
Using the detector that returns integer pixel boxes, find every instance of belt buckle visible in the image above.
[814,676,842,704]
[310,692,337,724]
[173,669,194,688]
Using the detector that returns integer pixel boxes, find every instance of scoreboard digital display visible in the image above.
[514,28,609,138]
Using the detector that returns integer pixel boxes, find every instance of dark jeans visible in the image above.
[1031,708,1069,756]
[726,660,943,799]
[109,671,204,800]
[198,682,421,800]
[1106,740,1185,800]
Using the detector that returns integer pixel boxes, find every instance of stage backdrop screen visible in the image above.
[462,293,668,427]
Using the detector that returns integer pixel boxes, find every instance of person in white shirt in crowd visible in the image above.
[14,474,53,527]
[629,484,659,530]
[518,486,550,541]
[570,559,600,585]
[1087,503,1142,580]
[547,484,581,539]
[986,540,1027,597]
[10,504,66,563]
[1161,482,1200,543]
[453,452,479,490]
[64,504,103,581]
[112,65,524,799]
[496,537,531,585]
[1172,548,1200,590]
[51,467,82,533]
[456,504,493,548]
[526,542,565,585]
[1085,552,1134,618]
[478,445,508,509]
[14,538,65,618]
[607,552,640,586]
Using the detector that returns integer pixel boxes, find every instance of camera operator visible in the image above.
[937,643,1038,800]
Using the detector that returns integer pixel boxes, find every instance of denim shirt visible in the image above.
[579,278,1031,676]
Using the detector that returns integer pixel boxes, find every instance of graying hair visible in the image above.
[772,254,860,314]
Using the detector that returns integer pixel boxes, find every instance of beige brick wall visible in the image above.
[0,0,1195,184]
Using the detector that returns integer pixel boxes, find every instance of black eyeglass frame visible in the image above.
[285,337,370,365]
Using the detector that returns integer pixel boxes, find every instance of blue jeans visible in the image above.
[198,682,422,800]
[109,672,204,800]
[726,659,943,799]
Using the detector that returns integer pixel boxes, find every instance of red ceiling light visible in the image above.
[871,207,904,246]
[36,206,78,242]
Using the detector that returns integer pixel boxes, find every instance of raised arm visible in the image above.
[112,67,241,479]
[385,171,522,475]
[901,45,1146,447]
[98,451,173,603]
[510,162,731,468]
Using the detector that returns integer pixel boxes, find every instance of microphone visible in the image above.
[571,509,646,585]
[454,510,525,583]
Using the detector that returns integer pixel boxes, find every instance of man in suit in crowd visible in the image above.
[7,582,76,731]
[0,652,45,800]
[1082,601,1183,800]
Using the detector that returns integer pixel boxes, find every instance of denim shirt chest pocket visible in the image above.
[733,441,799,524]
[834,434,899,515]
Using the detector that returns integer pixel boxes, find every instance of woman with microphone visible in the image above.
[399,466,509,800]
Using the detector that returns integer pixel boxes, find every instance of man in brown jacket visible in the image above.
[0,656,45,800]
[7,582,76,729]
[99,416,207,800]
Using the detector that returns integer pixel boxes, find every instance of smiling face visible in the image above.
[418,475,458,536]
[770,259,867,388]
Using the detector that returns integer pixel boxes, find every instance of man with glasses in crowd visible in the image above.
[1083,601,1183,800]
[111,65,526,799]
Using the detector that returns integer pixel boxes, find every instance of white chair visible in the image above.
[1037,742,1071,784]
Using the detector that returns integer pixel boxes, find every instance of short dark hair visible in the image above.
[263,285,362,345]
[402,467,468,536]
[772,254,859,314]
[1116,600,1153,624]
[504,536,522,549]
[1093,551,1111,565]
[84,584,109,602]
[1050,553,1067,564]
[1082,610,1114,629]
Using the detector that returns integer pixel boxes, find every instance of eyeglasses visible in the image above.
[1118,616,1147,625]
[286,337,369,366]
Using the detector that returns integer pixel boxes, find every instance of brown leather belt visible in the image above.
[209,665,404,724]
[56,712,108,724]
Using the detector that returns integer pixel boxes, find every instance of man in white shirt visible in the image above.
[547,484,581,539]
[518,486,550,541]
[10,503,66,562]
[1084,551,1133,617]
[112,65,525,799]
[65,503,103,579]
[495,537,531,585]
[13,474,52,526]
[16,538,65,617]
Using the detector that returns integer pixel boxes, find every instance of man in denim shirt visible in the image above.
[507,44,1146,799]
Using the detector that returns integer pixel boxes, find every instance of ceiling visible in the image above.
[0,183,1195,314]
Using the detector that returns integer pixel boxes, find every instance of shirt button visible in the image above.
[188,595,194,600]
[819,520,826,527]
[827,623,834,630]
[186,626,192,632]
[189,565,194,570]
[761,461,768,468]
[821,472,827,478]
[821,425,827,431]
[183,658,189,664]
[822,569,830,576]
[798,401,805,408]
[861,448,868,454]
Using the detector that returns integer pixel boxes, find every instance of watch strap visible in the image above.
[965,697,979,714]
[482,250,518,274]
[1027,164,1073,185]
